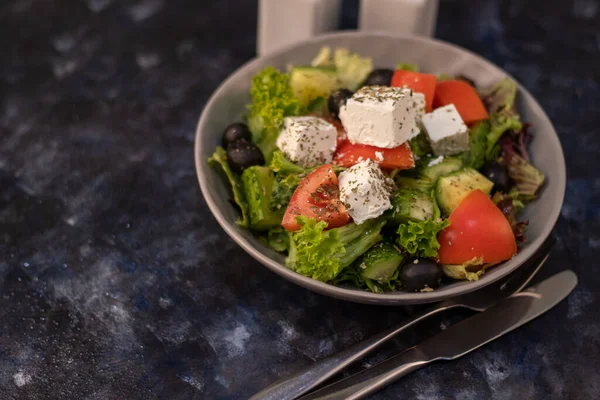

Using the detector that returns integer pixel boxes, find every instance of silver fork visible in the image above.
[251,235,556,400]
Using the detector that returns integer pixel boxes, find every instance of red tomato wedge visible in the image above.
[282,164,350,232]
[438,190,517,265]
[333,141,415,170]
[433,80,489,125]
[391,70,437,112]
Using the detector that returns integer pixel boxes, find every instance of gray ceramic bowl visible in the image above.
[195,32,565,305]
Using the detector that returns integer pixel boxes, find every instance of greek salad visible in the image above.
[209,47,545,293]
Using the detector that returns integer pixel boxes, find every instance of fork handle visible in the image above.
[249,303,454,400]
[298,347,430,400]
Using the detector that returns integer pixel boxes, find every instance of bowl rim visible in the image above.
[194,31,566,305]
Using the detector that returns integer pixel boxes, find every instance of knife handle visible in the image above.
[298,347,430,400]
[250,305,452,400]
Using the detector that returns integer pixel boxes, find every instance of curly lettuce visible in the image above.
[286,217,385,282]
[246,67,303,162]
[265,226,290,252]
[396,219,450,259]
[480,78,522,161]
[269,150,306,175]
[493,192,528,244]
[268,151,306,211]
[208,147,249,227]
[500,134,545,201]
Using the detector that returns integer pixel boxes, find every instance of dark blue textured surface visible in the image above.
[1,0,599,399]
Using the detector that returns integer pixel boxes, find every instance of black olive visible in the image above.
[481,162,511,193]
[226,140,264,174]
[328,89,353,118]
[364,69,394,87]
[222,123,252,149]
[399,259,443,292]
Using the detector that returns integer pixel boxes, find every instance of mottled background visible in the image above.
[0,0,599,399]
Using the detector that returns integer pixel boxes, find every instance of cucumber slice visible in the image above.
[419,157,463,182]
[359,242,405,282]
[290,66,341,106]
[394,177,434,191]
[385,188,435,223]
[435,168,494,215]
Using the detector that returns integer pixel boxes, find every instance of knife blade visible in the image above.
[299,270,578,400]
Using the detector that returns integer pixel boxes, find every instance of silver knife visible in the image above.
[299,270,578,400]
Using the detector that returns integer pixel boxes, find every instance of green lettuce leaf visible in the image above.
[286,217,384,282]
[208,147,249,227]
[459,121,489,169]
[241,166,283,231]
[480,78,522,161]
[396,219,450,258]
[246,67,303,162]
[270,173,302,212]
[268,151,307,211]
[286,218,345,282]
[486,112,522,161]
[492,192,528,244]
[501,139,545,201]
[266,226,290,252]
[269,150,306,175]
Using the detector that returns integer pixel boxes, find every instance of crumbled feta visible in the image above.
[421,104,469,156]
[339,86,421,148]
[427,155,444,167]
[276,116,337,167]
[338,159,394,224]
[375,151,384,161]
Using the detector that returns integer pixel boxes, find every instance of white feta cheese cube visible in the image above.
[276,116,337,167]
[408,92,426,140]
[339,86,421,148]
[338,159,394,224]
[421,104,469,156]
